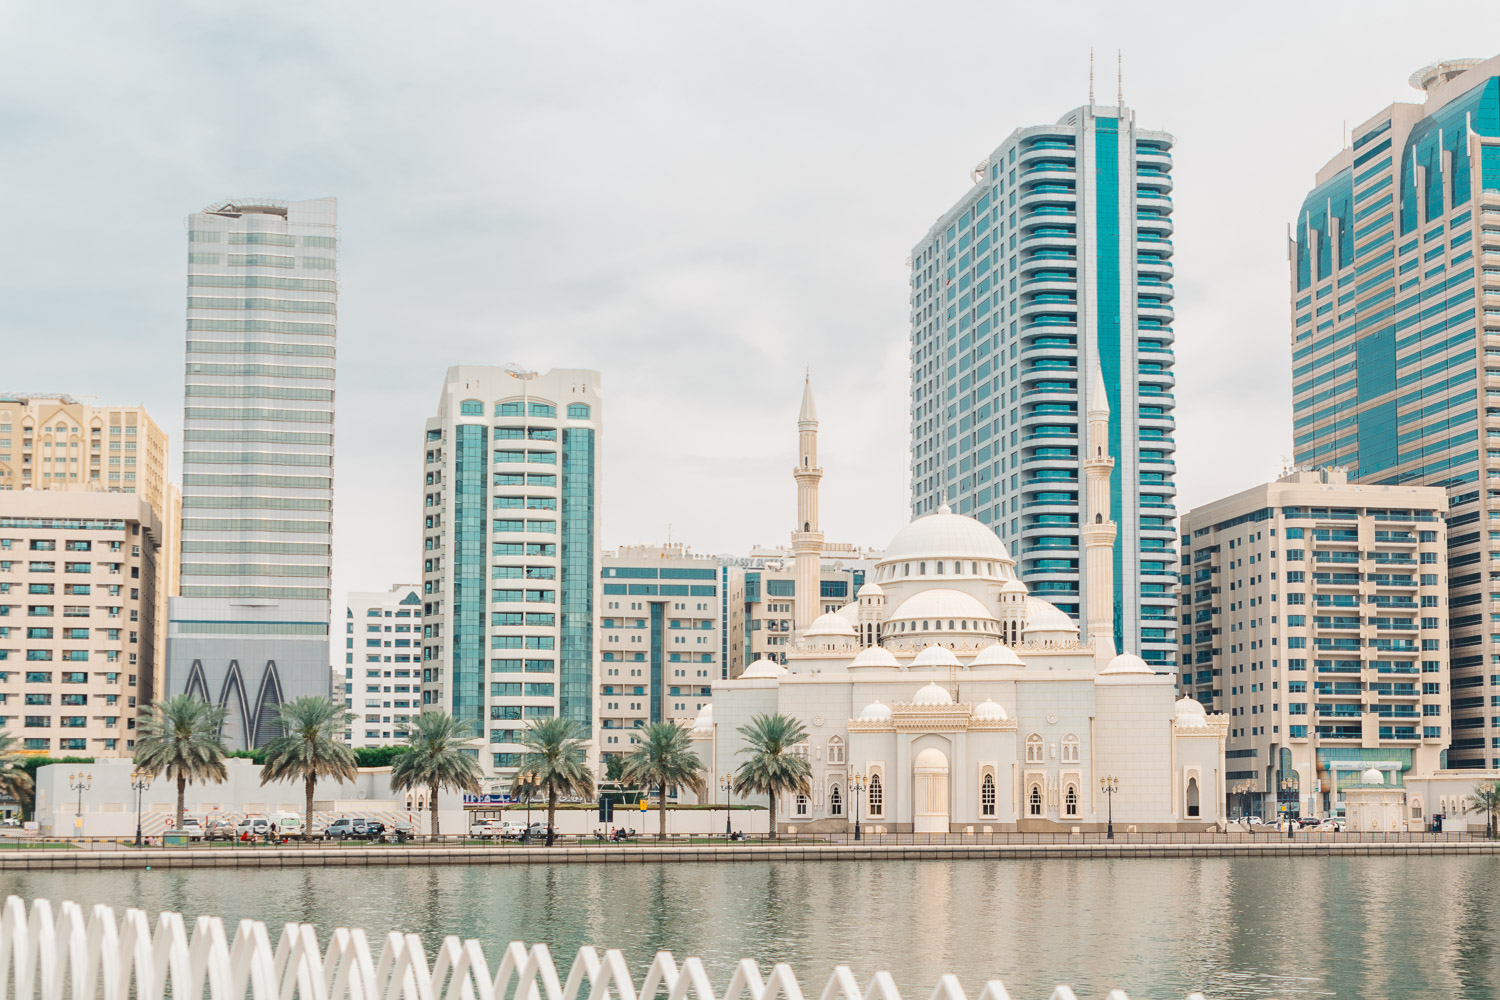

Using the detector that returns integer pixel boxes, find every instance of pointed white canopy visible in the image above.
[799,374,818,424]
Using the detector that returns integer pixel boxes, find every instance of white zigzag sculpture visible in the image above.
[0,896,1209,1000]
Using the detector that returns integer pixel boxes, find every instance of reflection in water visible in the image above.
[3,857,1497,999]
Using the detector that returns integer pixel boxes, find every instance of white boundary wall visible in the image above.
[0,895,1206,1000]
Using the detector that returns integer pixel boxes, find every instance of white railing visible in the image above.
[0,896,1208,1000]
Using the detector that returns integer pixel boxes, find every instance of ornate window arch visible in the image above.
[1186,775,1201,818]
[981,772,997,816]
[1410,797,1423,820]
[868,771,884,817]
[1028,784,1043,817]
[1064,783,1079,817]
[829,784,843,816]
[1062,734,1080,763]
[827,736,845,765]
[1025,734,1044,764]
[795,794,809,817]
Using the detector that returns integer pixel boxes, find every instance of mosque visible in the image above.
[688,374,1229,833]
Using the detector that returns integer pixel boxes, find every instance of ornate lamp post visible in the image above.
[1099,775,1119,840]
[130,768,152,847]
[1230,779,1256,822]
[719,772,733,838]
[850,772,866,842]
[1280,774,1298,839]
[68,772,92,838]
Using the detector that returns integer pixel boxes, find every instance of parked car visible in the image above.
[268,812,304,838]
[1244,816,1265,826]
[472,819,508,839]
[364,821,386,840]
[499,820,527,840]
[180,817,204,840]
[237,816,269,839]
[1316,819,1345,832]
[526,822,556,840]
[386,819,415,843]
[203,818,237,841]
[325,817,382,840]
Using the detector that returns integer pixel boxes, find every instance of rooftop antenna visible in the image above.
[1117,50,1123,105]
[503,361,538,410]
[1088,48,1095,104]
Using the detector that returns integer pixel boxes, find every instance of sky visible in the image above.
[1,2,1492,615]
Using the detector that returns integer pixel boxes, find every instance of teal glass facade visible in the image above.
[908,104,1178,667]
[1289,62,1500,768]
[450,424,487,726]
[560,427,595,730]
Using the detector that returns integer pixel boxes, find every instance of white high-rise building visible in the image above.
[908,100,1179,670]
[421,366,602,779]
[164,197,338,749]
[340,584,423,746]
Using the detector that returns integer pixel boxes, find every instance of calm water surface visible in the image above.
[4,857,1497,999]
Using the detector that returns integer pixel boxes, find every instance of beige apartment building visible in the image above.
[598,543,719,760]
[1179,468,1451,820]
[0,491,162,756]
[721,547,875,678]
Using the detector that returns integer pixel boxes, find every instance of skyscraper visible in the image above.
[164,197,338,749]
[341,583,423,747]
[908,99,1178,668]
[1288,56,1500,768]
[421,366,602,780]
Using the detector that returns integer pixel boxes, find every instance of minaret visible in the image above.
[791,373,825,630]
[1081,357,1117,657]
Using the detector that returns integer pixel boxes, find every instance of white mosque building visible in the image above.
[688,374,1230,833]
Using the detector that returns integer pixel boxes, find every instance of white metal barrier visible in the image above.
[0,895,1208,1000]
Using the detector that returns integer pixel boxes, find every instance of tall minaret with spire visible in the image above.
[1081,357,1117,658]
[791,373,825,631]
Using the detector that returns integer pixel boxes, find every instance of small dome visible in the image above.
[804,612,856,638]
[1022,597,1078,635]
[1174,696,1208,727]
[1101,652,1154,675]
[740,658,788,679]
[972,698,1009,722]
[1000,578,1028,595]
[689,703,714,734]
[888,588,997,625]
[849,646,900,670]
[911,682,954,706]
[1361,767,1385,786]
[910,643,961,668]
[969,642,1024,667]
[857,700,894,723]
[857,582,885,598]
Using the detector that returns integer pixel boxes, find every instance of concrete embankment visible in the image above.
[4,840,1499,870]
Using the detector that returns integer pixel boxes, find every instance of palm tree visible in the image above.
[512,717,594,846]
[258,696,357,840]
[1466,781,1500,839]
[732,713,811,841]
[620,722,706,841]
[134,694,229,832]
[389,710,482,838]
[0,730,34,815]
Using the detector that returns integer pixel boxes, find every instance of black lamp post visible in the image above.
[851,772,866,842]
[719,772,733,838]
[130,768,152,847]
[1099,775,1119,840]
[68,771,92,839]
[1281,774,1297,839]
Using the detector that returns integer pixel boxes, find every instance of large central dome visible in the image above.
[877,506,1015,568]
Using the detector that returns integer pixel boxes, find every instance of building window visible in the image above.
[868,773,883,817]
[1064,785,1079,817]
[1186,776,1200,818]
[981,773,996,816]
[795,794,809,817]
[829,784,842,816]
[1028,784,1042,816]
[1026,734,1043,763]
[1062,734,1080,763]
[567,403,590,419]
[460,399,484,416]
[827,736,845,764]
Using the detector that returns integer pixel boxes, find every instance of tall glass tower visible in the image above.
[164,197,338,749]
[909,101,1178,668]
[421,366,602,780]
[1289,56,1500,769]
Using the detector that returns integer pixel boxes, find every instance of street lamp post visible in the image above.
[68,772,92,839]
[1230,779,1256,822]
[850,772,866,842]
[1280,775,1297,839]
[719,772,733,838]
[1099,775,1119,840]
[130,768,152,848]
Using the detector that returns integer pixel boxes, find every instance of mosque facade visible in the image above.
[688,376,1230,833]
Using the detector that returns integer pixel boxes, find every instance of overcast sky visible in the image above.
[1,3,1490,613]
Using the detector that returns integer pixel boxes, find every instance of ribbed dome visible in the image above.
[857,700,894,723]
[690,703,714,734]
[911,682,954,706]
[849,646,900,669]
[857,582,885,598]
[1361,767,1385,785]
[740,658,788,679]
[1022,597,1078,635]
[804,612,856,638]
[1174,696,1208,728]
[969,642,1024,667]
[1101,652,1154,675]
[888,589,996,624]
[878,508,1014,566]
[910,644,961,668]
[1000,578,1029,595]
[972,698,1009,722]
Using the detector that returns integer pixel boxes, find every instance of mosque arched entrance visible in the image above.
[913,747,950,833]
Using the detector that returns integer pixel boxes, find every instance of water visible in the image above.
[4,856,1498,999]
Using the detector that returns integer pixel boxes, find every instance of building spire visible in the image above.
[1088,48,1095,104]
[799,370,818,425]
[1081,348,1117,659]
[1117,49,1123,106]
[791,373,825,632]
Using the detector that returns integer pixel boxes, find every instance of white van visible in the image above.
[268,812,303,837]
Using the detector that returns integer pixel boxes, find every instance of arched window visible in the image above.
[1028,785,1043,816]
[1411,798,1423,820]
[981,773,996,816]
[972,561,979,574]
[948,619,956,630]
[1062,734,1080,763]
[795,794,809,816]
[936,561,945,574]
[1186,777,1200,818]
[829,785,843,816]
[567,403,591,419]
[1026,734,1044,763]
[827,736,845,765]
[923,620,930,631]
[460,399,484,416]
[868,773,884,816]
[904,563,911,576]
[1064,785,1079,817]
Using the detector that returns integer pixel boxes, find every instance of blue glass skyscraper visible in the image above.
[909,100,1178,667]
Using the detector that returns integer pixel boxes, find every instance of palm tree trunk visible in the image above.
[176,771,186,834]
[657,782,667,842]
[303,774,315,841]
[430,780,440,839]
[768,789,778,841]
[547,787,557,846]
